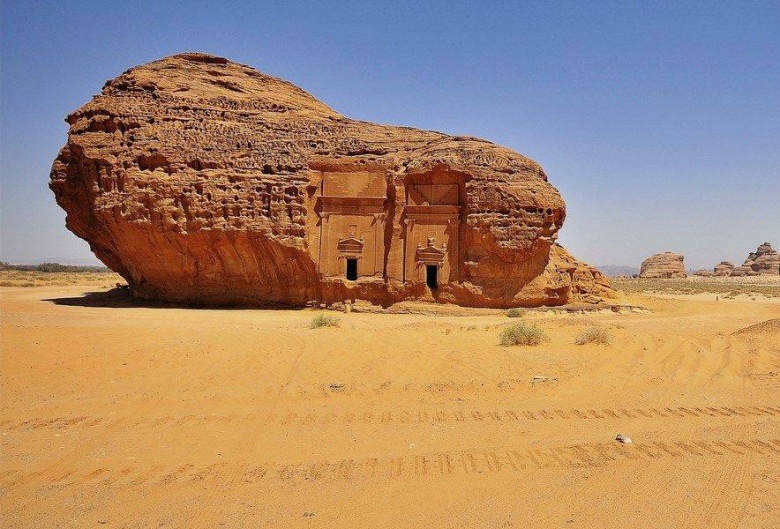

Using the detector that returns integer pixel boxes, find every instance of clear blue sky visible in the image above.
[1,1,778,269]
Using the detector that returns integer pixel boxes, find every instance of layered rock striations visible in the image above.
[730,242,780,276]
[639,252,687,279]
[50,53,613,307]
[713,261,735,277]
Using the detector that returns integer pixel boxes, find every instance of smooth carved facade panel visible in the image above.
[315,172,463,286]
[321,171,387,198]
[404,207,459,285]
[319,212,384,278]
[315,172,387,279]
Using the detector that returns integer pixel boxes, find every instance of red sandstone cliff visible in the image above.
[50,53,613,307]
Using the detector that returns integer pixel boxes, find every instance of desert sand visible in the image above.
[1,278,779,528]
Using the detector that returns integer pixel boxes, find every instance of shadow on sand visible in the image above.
[44,287,304,310]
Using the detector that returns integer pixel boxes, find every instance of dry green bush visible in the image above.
[505,308,527,318]
[309,314,341,329]
[499,323,547,346]
[575,326,611,345]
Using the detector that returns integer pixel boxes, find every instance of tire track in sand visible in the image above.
[6,404,778,432]
[6,437,778,497]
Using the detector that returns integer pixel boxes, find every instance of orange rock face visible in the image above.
[50,53,613,307]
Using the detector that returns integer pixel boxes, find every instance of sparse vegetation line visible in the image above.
[0,261,109,273]
[611,277,780,298]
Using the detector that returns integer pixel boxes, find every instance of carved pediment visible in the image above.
[337,234,364,256]
[416,237,447,266]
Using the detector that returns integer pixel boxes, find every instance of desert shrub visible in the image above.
[36,262,69,273]
[499,323,547,346]
[309,314,341,329]
[575,326,611,345]
[505,308,526,318]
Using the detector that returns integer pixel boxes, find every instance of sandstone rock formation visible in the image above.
[735,242,780,276]
[639,252,687,279]
[713,261,735,276]
[693,269,713,277]
[50,53,614,308]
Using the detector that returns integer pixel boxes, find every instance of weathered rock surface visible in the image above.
[693,269,713,277]
[735,242,780,276]
[639,252,687,279]
[729,265,751,277]
[713,261,735,276]
[50,53,614,308]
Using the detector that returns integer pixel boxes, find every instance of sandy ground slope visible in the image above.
[1,284,778,528]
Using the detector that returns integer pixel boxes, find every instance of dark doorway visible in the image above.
[346,258,358,281]
[426,265,438,289]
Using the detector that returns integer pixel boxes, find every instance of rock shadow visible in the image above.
[44,287,304,310]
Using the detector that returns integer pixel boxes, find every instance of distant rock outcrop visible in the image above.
[639,252,687,279]
[693,269,713,277]
[50,53,614,308]
[713,261,735,277]
[597,265,640,278]
[736,242,780,276]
